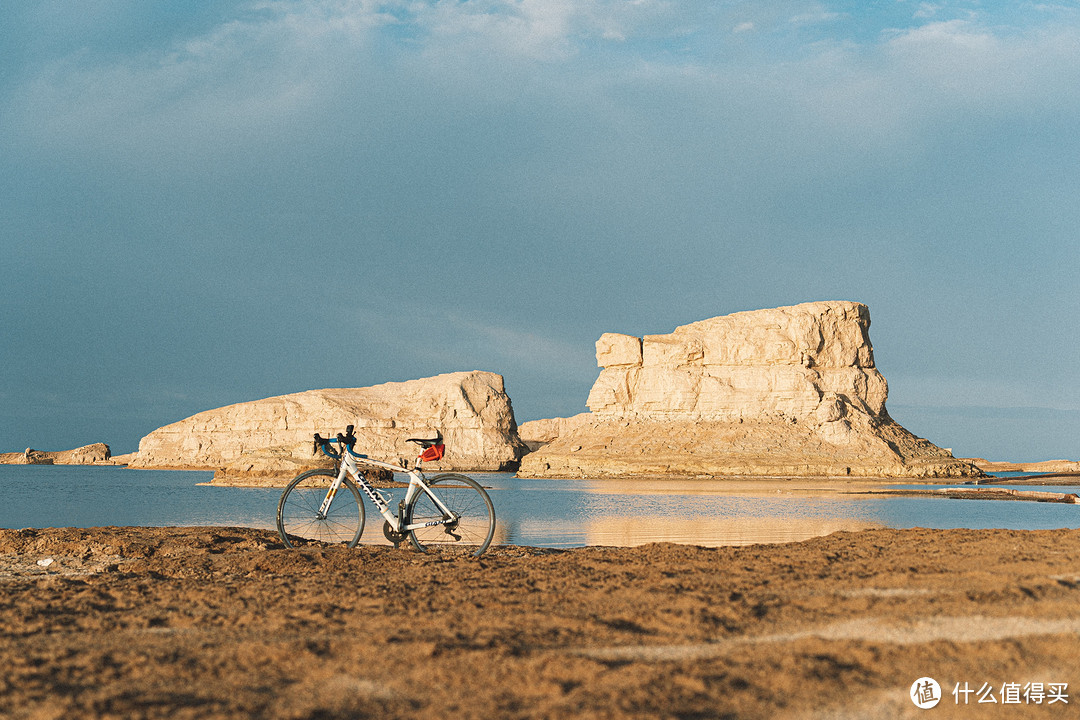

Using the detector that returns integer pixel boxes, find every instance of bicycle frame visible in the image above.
[317,442,457,534]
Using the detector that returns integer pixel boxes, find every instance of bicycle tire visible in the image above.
[406,473,495,557]
[277,469,365,548]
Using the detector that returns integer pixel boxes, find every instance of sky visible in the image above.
[1,0,1078,461]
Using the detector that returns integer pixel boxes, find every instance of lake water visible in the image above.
[2,465,1078,548]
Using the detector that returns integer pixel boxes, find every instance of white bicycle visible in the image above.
[276,426,496,557]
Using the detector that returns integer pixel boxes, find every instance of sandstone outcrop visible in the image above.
[518,301,980,479]
[518,414,591,452]
[0,449,53,465]
[966,459,1080,475]
[130,371,527,484]
[0,443,112,465]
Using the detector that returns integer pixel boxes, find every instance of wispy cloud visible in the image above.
[913,3,941,20]
[442,312,595,373]
[349,305,594,379]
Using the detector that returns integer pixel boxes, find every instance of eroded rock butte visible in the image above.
[518,301,979,479]
[130,371,527,483]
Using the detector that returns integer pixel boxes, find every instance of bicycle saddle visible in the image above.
[406,431,443,449]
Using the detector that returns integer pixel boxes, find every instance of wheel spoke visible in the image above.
[407,474,494,557]
[277,470,365,548]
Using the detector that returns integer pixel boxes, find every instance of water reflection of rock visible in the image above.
[572,477,892,497]
[585,515,882,547]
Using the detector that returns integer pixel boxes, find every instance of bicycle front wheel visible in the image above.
[406,473,495,557]
[277,469,365,548]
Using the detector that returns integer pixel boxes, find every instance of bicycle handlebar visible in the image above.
[313,425,367,460]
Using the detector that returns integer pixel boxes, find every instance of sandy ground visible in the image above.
[2,526,1080,719]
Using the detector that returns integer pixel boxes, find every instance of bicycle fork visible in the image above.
[316,472,346,519]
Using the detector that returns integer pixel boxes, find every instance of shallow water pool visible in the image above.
[2,465,1077,548]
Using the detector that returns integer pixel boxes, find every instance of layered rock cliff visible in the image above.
[130,371,527,483]
[518,301,979,479]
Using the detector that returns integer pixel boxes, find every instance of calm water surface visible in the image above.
[1,465,1078,548]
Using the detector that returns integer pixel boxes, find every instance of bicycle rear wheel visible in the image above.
[277,469,365,548]
[406,473,495,557]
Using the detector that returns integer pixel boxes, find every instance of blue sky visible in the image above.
[2,0,1078,461]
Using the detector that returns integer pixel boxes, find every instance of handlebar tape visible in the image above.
[313,428,365,459]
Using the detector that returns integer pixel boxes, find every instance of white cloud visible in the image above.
[881,18,1080,111]
[913,3,941,20]
[789,7,841,26]
[349,306,594,379]
[443,312,594,373]
[6,6,360,163]
[7,0,1080,193]
[4,0,698,163]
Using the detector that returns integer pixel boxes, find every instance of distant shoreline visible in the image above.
[5,447,1080,490]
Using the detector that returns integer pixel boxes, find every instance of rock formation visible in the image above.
[0,443,112,465]
[965,459,1080,475]
[518,301,979,479]
[130,371,528,483]
[517,414,592,452]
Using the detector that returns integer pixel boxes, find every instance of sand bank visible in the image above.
[2,526,1080,719]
